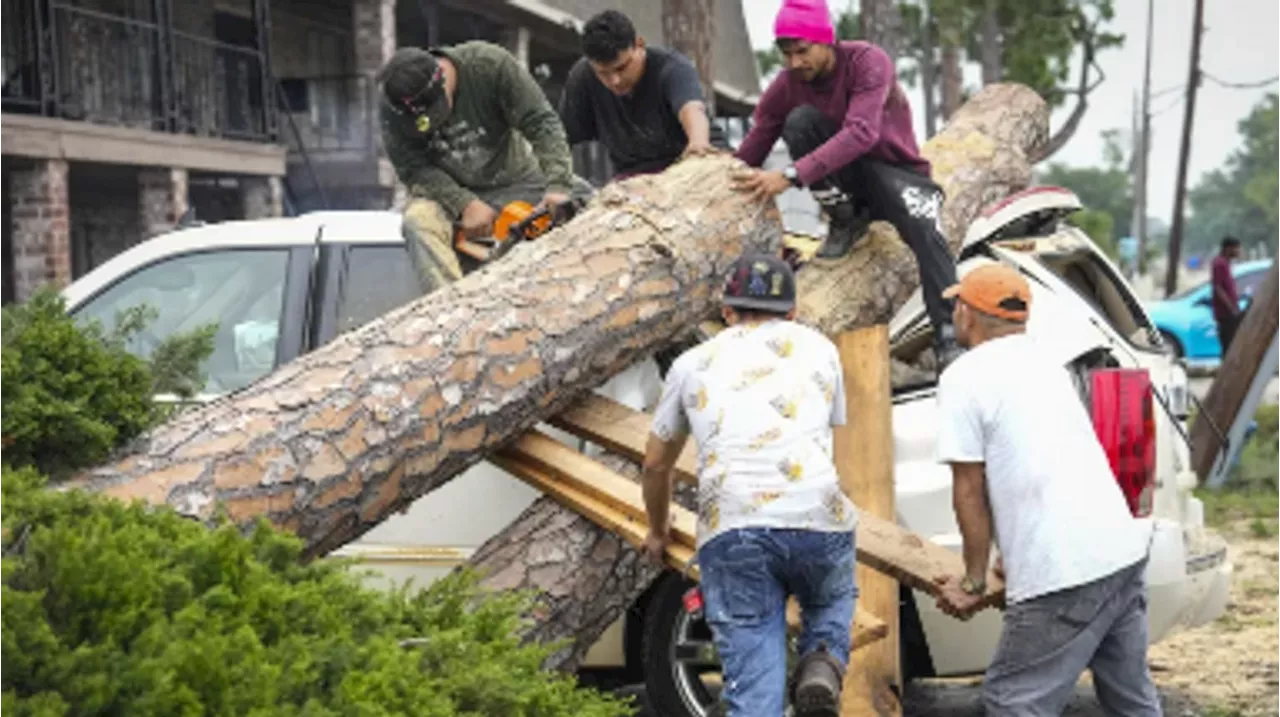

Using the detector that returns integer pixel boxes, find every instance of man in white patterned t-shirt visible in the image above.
[641,253,858,717]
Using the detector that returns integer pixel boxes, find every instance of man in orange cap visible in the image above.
[931,263,1159,716]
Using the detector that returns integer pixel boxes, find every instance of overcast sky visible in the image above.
[742,0,1279,224]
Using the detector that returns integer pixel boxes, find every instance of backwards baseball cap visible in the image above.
[942,264,1032,322]
[379,48,451,135]
[723,253,796,314]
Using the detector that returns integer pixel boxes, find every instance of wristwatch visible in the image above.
[782,165,802,188]
[960,575,987,596]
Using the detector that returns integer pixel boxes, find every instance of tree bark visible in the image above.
[939,38,963,120]
[860,0,903,64]
[978,0,1003,84]
[795,83,1049,335]
[662,0,716,117]
[919,11,939,137]
[64,156,782,559]
[64,87,1051,672]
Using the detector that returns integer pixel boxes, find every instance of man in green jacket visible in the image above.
[379,41,585,288]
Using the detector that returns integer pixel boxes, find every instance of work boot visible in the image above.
[815,200,870,260]
[790,647,843,717]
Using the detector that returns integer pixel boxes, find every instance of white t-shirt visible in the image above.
[935,333,1152,604]
[651,319,859,548]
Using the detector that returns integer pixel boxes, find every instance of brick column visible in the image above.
[241,176,283,219]
[9,158,71,300]
[138,167,189,239]
[355,0,397,208]
[353,0,395,75]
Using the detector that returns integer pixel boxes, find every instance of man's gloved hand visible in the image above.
[459,199,498,239]
[537,191,572,211]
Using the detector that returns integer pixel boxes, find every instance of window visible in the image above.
[73,249,290,395]
[1037,250,1158,349]
[336,245,423,334]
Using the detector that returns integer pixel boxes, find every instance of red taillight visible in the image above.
[1089,368,1156,517]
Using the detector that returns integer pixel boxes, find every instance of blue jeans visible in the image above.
[698,528,858,717]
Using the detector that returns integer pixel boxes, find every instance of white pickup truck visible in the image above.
[62,186,1230,717]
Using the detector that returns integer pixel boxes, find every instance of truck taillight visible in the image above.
[1090,368,1156,517]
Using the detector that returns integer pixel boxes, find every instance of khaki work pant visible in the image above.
[401,177,594,294]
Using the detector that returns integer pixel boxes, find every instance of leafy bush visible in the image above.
[1,466,632,717]
[0,288,214,479]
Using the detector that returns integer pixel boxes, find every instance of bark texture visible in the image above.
[63,87,1051,672]
[795,83,1049,334]
[662,0,716,117]
[860,0,903,64]
[65,156,781,560]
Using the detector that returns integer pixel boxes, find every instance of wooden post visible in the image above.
[1191,260,1280,481]
[834,325,901,716]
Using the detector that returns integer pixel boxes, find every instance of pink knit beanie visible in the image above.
[774,0,835,45]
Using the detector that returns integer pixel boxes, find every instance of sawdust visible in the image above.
[1146,520,1279,717]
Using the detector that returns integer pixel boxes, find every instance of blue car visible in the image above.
[1147,259,1273,364]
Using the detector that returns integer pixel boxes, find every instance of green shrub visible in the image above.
[0,288,214,479]
[1,466,631,717]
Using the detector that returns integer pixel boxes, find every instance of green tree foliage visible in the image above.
[0,467,631,717]
[1187,93,1279,256]
[0,287,215,479]
[1037,129,1134,258]
[1066,208,1118,259]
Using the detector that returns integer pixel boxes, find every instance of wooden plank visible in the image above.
[493,441,889,651]
[836,326,900,717]
[552,394,1006,606]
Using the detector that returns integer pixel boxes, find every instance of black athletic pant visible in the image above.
[781,105,958,335]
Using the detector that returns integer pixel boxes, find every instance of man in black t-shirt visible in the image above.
[560,10,724,179]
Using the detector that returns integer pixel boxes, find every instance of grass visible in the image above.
[1195,404,1279,531]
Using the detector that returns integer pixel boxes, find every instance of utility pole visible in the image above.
[1164,0,1205,298]
[1134,0,1154,274]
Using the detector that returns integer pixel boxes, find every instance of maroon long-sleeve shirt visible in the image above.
[734,41,930,185]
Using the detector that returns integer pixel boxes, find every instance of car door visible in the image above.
[308,242,425,347]
[69,246,313,397]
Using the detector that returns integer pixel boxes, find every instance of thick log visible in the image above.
[65,155,782,559]
[795,83,1049,334]
[65,85,1043,671]
[1190,261,1279,481]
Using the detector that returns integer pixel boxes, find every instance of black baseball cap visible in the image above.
[379,48,451,135]
[722,253,796,314]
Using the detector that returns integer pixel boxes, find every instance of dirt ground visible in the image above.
[903,517,1279,717]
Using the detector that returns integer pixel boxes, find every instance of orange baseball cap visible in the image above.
[942,264,1032,322]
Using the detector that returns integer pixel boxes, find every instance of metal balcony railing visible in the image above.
[1,0,277,143]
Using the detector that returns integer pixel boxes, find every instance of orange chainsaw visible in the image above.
[453,200,563,266]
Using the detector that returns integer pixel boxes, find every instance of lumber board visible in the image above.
[551,394,1005,607]
[493,438,889,650]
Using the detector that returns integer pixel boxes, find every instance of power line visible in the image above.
[1202,72,1279,89]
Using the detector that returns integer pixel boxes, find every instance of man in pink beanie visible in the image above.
[733,0,961,371]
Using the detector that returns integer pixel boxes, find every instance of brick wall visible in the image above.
[139,167,190,239]
[241,176,283,219]
[70,163,141,278]
[6,158,71,301]
[352,0,395,75]
[0,163,12,303]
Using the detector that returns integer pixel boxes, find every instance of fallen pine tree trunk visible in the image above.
[67,84,1048,670]
[464,83,1046,668]
[798,83,1049,333]
[66,155,783,559]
